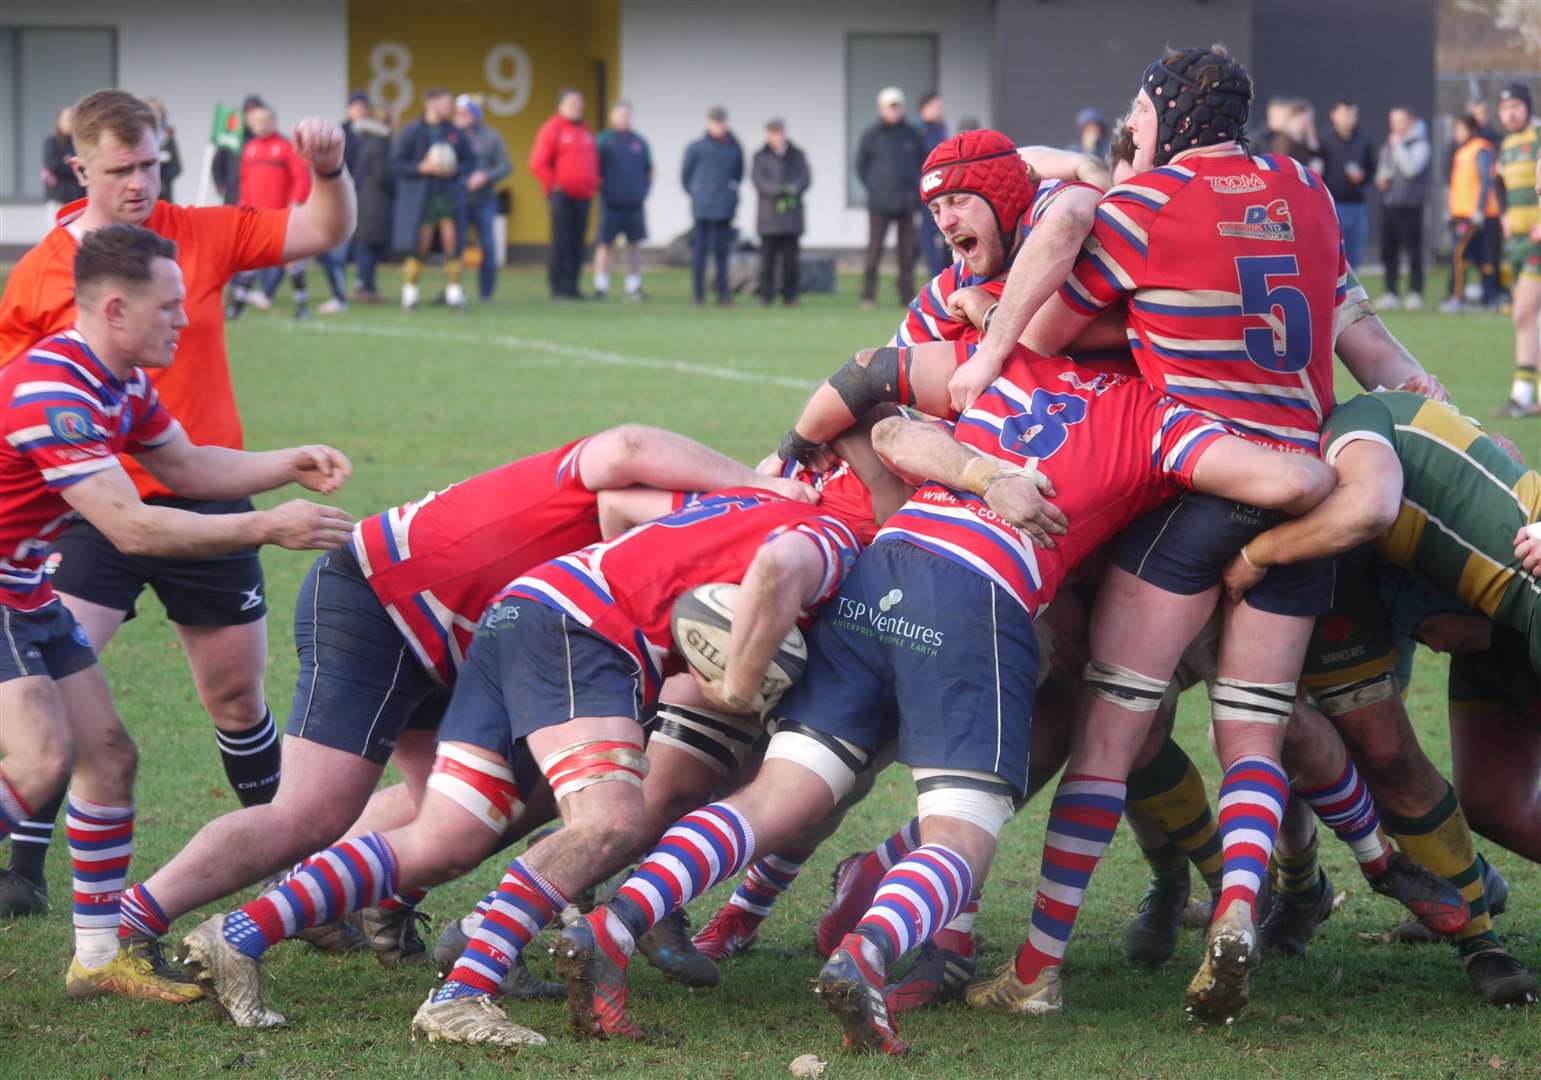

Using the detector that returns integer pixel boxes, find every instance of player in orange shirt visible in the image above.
[0,89,356,917]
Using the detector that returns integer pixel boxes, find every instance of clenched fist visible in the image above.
[293,118,346,175]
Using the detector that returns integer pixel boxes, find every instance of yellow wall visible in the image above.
[348,0,620,244]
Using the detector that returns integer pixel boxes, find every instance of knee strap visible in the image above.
[428,744,525,835]
[1211,677,1298,726]
[763,722,869,802]
[828,346,914,416]
[539,739,649,803]
[650,705,763,777]
[1308,673,1397,719]
[1084,658,1170,713]
[913,768,1016,838]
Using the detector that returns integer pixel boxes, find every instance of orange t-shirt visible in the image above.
[0,199,289,498]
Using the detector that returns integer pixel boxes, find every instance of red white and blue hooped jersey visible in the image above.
[893,180,1100,351]
[875,347,1228,617]
[0,330,179,611]
[351,438,610,685]
[506,490,864,707]
[1060,149,1348,452]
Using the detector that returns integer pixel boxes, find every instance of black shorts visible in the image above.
[1110,492,1335,617]
[598,204,646,245]
[285,547,450,765]
[48,496,267,626]
[436,596,644,761]
[1449,628,1541,713]
[0,601,98,685]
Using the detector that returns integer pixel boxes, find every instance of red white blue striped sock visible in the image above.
[119,881,170,939]
[728,850,811,917]
[437,857,567,1001]
[67,797,134,968]
[1295,760,1390,877]
[1016,775,1126,984]
[0,769,33,839]
[377,886,430,913]
[875,818,922,870]
[854,843,973,965]
[609,802,756,944]
[223,832,398,959]
[1217,755,1289,921]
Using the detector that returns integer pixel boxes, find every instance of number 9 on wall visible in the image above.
[366,41,534,118]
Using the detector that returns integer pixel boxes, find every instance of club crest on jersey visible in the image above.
[921,169,944,194]
[45,406,98,444]
[1217,199,1294,242]
[1207,172,1266,195]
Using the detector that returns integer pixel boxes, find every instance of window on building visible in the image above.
[845,32,938,208]
[0,26,117,201]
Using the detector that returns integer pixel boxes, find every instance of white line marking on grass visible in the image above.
[288,322,817,392]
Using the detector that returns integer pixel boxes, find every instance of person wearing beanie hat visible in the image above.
[455,92,513,302]
[1496,81,1541,417]
[856,87,925,307]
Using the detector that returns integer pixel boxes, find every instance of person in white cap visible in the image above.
[855,87,925,309]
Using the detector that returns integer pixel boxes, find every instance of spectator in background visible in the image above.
[955,116,981,134]
[917,92,950,276]
[455,93,513,302]
[352,102,396,303]
[1319,99,1373,267]
[1068,106,1109,159]
[1444,113,1500,313]
[40,107,84,207]
[227,104,314,320]
[682,105,743,307]
[530,88,599,301]
[1376,105,1430,310]
[1470,98,1502,147]
[313,90,373,314]
[752,118,810,307]
[594,100,652,301]
[144,97,181,203]
[212,94,263,206]
[1270,98,1323,173]
[392,87,473,311]
[856,86,924,308]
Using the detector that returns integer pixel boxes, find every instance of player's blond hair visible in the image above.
[72,90,159,154]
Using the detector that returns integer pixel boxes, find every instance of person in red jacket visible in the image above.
[529,89,599,300]
[228,104,316,320]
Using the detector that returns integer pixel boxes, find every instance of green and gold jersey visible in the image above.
[1499,125,1541,235]
[1321,392,1541,643]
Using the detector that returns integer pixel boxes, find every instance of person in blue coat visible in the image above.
[389,89,472,310]
[594,101,653,300]
[682,106,744,305]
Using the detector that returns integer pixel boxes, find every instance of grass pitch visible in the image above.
[1,264,1539,1079]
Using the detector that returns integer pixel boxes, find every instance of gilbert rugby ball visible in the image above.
[424,141,458,173]
[671,582,808,706]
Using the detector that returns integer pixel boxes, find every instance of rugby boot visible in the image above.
[964,961,1064,1015]
[354,904,430,966]
[553,912,648,1041]
[410,991,548,1047]
[0,869,48,917]
[66,936,205,1004]
[691,901,765,961]
[1368,851,1469,936]
[1260,869,1334,957]
[294,918,365,954]
[816,933,908,1055]
[637,908,720,987]
[815,852,885,958]
[1184,903,1260,1025]
[1463,945,1539,1006]
[1126,872,1190,967]
[885,939,976,1015]
[179,914,286,1027]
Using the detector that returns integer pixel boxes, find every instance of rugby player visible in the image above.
[114,428,820,968]
[554,341,1336,1055]
[1219,390,1541,1003]
[0,89,356,915]
[0,224,352,1001]
[177,477,874,1035]
[1495,83,1541,418]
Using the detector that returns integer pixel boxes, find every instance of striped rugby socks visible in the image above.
[67,798,134,968]
[1216,756,1289,921]
[1296,759,1391,878]
[854,844,973,965]
[436,858,567,1001]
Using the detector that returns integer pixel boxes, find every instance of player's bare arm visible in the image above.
[1335,303,1449,402]
[1221,440,1404,600]
[135,428,352,498]
[61,465,353,558]
[1187,437,1337,515]
[579,423,816,503]
[869,413,1068,547]
[949,184,1101,412]
[1017,145,1112,190]
[694,531,830,714]
[281,118,358,261]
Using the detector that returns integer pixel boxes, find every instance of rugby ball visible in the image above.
[671,582,808,707]
[423,141,458,174]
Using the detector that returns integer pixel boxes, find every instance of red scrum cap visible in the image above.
[919,129,1039,249]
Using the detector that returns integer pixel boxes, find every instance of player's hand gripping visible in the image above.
[971,461,1066,548]
[1396,372,1450,403]
[751,475,820,504]
[293,118,346,175]
[946,285,997,330]
[692,670,764,717]
[1221,548,1268,603]
[262,499,355,551]
[948,347,1007,415]
[288,445,353,495]
[1514,523,1541,575]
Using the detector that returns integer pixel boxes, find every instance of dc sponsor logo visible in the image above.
[878,588,902,613]
[1217,199,1294,242]
[239,585,264,612]
[921,169,944,194]
[45,406,98,444]
[1207,172,1266,195]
